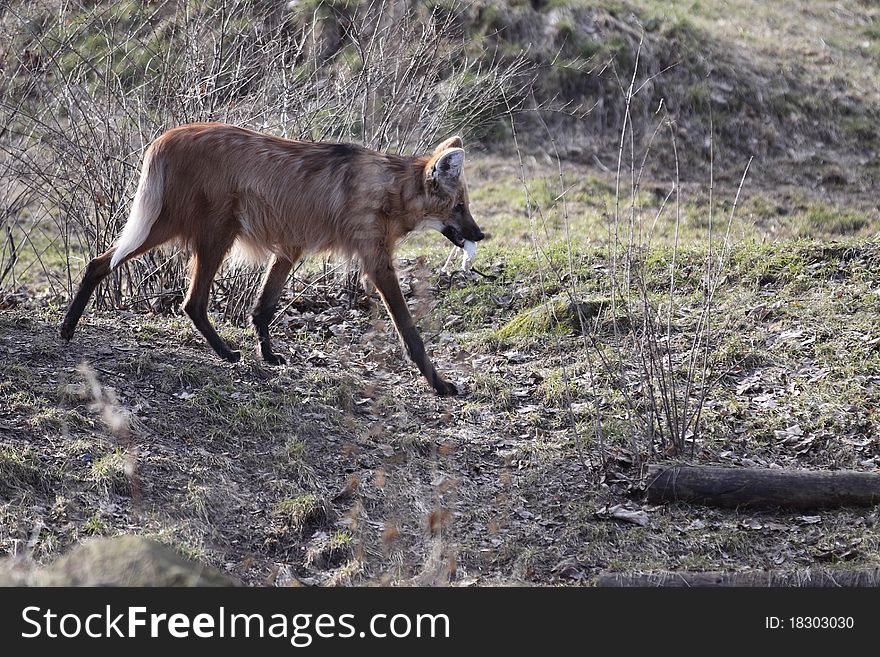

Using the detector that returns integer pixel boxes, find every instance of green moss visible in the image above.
[494,298,572,341]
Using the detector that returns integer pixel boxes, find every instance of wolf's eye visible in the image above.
[454,203,465,213]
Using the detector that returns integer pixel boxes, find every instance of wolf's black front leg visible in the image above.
[367,262,457,396]
[251,255,295,365]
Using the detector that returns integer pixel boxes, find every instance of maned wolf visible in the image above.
[59,123,485,396]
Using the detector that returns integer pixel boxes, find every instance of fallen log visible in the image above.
[646,465,880,509]
[596,569,880,587]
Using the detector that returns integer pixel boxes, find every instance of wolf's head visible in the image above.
[421,136,485,248]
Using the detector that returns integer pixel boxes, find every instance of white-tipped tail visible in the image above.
[110,150,165,270]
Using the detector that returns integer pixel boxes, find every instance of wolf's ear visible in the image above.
[427,147,465,191]
[433,136,463,155]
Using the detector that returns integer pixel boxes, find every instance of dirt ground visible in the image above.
[0,273,593,585]
[2,241,879,585]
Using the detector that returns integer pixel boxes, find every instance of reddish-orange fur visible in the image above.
[60,123,485,396]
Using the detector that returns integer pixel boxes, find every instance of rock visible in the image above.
[0,535,239,587]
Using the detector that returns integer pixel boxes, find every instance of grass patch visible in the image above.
[274,494,329,535]
[0,445,43,497]
[305,529,355,570]
[90,449,130,496]
[796,205,873,238]
[83,511,111,536]
[26,407,90,433]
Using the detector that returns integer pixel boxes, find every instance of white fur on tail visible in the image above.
[109,151,165,270]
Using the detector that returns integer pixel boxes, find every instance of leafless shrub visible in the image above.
[590,44,752,460]
[509,36,751,465]
[0,0,532,320]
